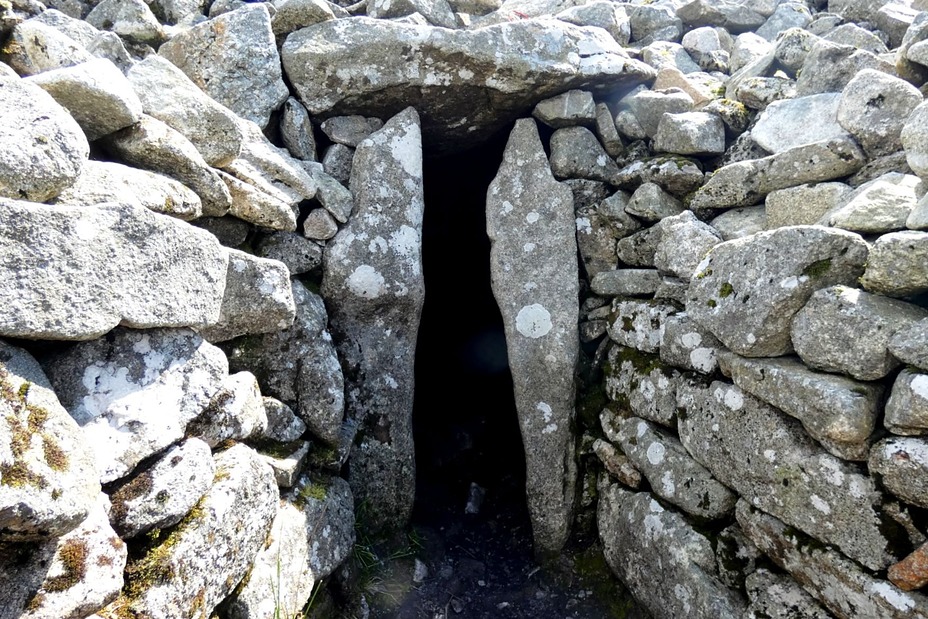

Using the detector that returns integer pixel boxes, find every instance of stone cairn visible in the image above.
[2,0,928,617]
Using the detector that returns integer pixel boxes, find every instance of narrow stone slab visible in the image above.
[321,109,424,533]
[678,381,908,571]
[870,437,928,510]
[890,318,928,371]
[0,200,228,341]
[486,118,578,556]
[606,299,678,354]
[745,568,832,619]
[885,370,928,436]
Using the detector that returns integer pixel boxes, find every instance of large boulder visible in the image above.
[281,17,655,153]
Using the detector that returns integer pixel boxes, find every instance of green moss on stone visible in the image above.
[802,259,832,279]
[719,282,734,298]
[44,538,89,592]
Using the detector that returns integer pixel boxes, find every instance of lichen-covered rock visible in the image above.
[885,370,928,437]
[281,17,654,152]
[0,78,88,202]
[606,299,678,354]
[44,327,227,483]
[615,155,705,196]
[659,312,722,375]
[625,182,682,223]
[616,225,661,268]
[549,126,620,183]
[592,438,641,488]
[653,111,725,155]
[486,118,577,555]
[590,269,661,297]
[902,100,928,179]
[258,440,309,487]
[890,318,928,371]
[822,172,921,233]
[260,397,306,443]
[715,523,762,590]
[187,372,267,447]
[598,484,747,619]
[0,201,228,340]
[217,169,298,232]
[605,346,681,428]
[766,183,852,229]
[617,417,736,519]
[791,285,927,381]
[320,115,383,148]
[686,226,869,357]
[744,568,832,619]
[618,88,694,139]
[870,436,928,510]
[271,0,336,37]
[303,208,338,240]
[860,231,928,298]
[227,475,353,619]
[737,500,928,619]
[709,206,766,240]
[794,38,893,97]
[678,381,908,571]
[108,439,214,538]
[576,198,637,279]
[751,93,846,154]
[641,41,702,74]
[280,98,318,162]
[85,0,164,45]
[159,4,288,128]
[127,55,243,168]
[718,352,882,461]
[837,69,922,158]
[2,494,126,619]
[1,21,92,76]
[104,444,277,619]
[0,341,98,542]
[254,232,322,276]
[531,89,596,129]
[653,211,722,280]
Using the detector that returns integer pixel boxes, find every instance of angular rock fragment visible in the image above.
[902,100,928,179]
[605,346,681,428]
[257,440,309,487]
[254,232,322,275]
[592,438,640,488]
[271,0,336,37]
[217,169,297,231]
[890,541,928,592]
[765,182,851,228]
[659,313,721,375]
[744,568,833,619]
[822,172,921,234]
[320,115,384,148]
[615,155,704,196]
[860,231,928,297]
[709,206,766,240]
[606,300,677,354]
[2,21,92,76]
[187,372,267,447]
[837,69,921,158]
[795,38,893,97]
[549,126,620,183]
[303,208,338,240]
[885,370,928,437]
[280,97,318,162]
[751,93,846,154]
[85,0,164,45]
[624,182,682,223]
[653,211,721,280]
[590,269,660,297]
[653,111,725,155]
[532,89,595,129]
[890,318,928,371]
[870,436,928,510]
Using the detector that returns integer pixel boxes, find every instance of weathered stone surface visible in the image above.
[321,143,353,185]
[616,226,661,268]
[890,318,928,371]
[756,1,811,40]
[734,75,797,110]
[108,438,214,538]
[575,197,635,279]
[26,57,141,141]
[628,3,682,45]
[653,111,725,155]
[605,346,681,428]
[885,370,928,437]
[105,444,277,618]
[687,226,868,358]
[0,201,228,340]
[532,89,595,129]
[258,440,309,487]
[744,568,833,619]
[85,0,163,44]
[890,541,928,592]
[228,281,344,446]
[652,66,723,106]
[822,173,921,233]
[228,474,353,619]
[3,494,126,619]
[774,26,818,73]
[28,10,100,48]
[590,269,660,297]
[127,55,243,168]
[641,41,702,75]
[737,500,928,619]
[556,1,630,47]
[792,285,928,381]
[678,381,907,571]
[823,22,887,54]
[861,231,928,297]
[45,327,227,483]
[281,17,655,153]
[795,38,893,97]
[715,523,762,591]
[765,182,851,229]
[321,109,424,532]
[838,69,921,158]
[309,165,354,223]
[102,115,232,217]
[615,155,705,196]
[549,126,620,183]
[281,97,318,162]
[870,436,928,510]
[260,397,306,443]
[190,216,250,248]
[320,115,383,148]
[690,137,866,209]
[709,206,766,240]
[607,300,678,355]
[187,371,267,447]
[0,78,88,202]
[55,160,201,220]
[271,0,336,37]
[598,485,747,619]
[718,352,882,461]
[660,312,721,375]
[625,182,682,223]
[619,88,695,139]
[160,4,288,128]
[654,211,722,280]
[217,169,298,232]
[618,417,736,519]
[486,118,577,555]
[677,0,766,32]
[592,438,641,488]
[254,232,322,275]
[1,21,92,76]
[0,341,98,542]
[303,208,339,240]
[593,102,624,158]
[902,100,928,179]
[751,93,846,154]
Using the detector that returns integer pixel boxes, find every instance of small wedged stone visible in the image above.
[885,370,928,436]
[891,541,928,592]
[190,216,250,248]
[186,371,267,447]
[653,211,722,280]
[617,417,736,519]
[774,27,818,73]
[0,78,88,202]
[653,111,725,155]
[44,327,228,484]
[309,166,354,223]
[127,55,243,168]
[280,97,317,162]
[55,160,201,220]
[791,285,928,381]
[870,436,928,510]
[614,155,705,196]
[0,341,98,542]
[837,69,922,158]
[889,318,928,371]
[737,500,928,619]
[590,269,660,297]
[821,172,922,233]
[217,169,297,232]
[659,312,721,375]
[320,115,384,148]
[676,0,767,32]
[678,380,908,571]
[709,206,766,240]
[26,57,142,141]
[254,232,322,275]
[260,397,306,443]
[744,568,833,619]
[593,102,624,158]
[257,440,309,487]
[104,444,277,619]
[620,88,695,139]
[321,143,353,185]
[85,0,164,45]
[592,438,641,488]
[902,100,928,179]
[549,126,620,183]
[229,118,318,206]
[690,137,866,210]
[1,21,93,76]
[606,299,678,354]
[860,231,928,298]
[652,67,723,106]
[102,115,233,217]
[598,484,747,619]
[733,76,797,110]
[271,0,336,37]
[755,1,811,41]
[765,182,851,229]
[718,351,882,461]
[605,345,681,427]
[751,93,847,154]
[687,226,869,358]
[159,4,288,128]
[107,438,214,538]
[641,41,702,75]
[629,4,682,45]
[715,524,762,590]
[532,89,595,129]
[303,208,339,240]
[616,226,661,268]
[0,201,228,340]
[575,200,629,279]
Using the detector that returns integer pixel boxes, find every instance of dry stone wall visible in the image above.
[2,0,928,617]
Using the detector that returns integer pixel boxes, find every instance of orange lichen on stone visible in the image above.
[889,542,928,591]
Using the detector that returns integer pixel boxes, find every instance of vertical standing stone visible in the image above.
[486,118,579,556]
[321,108,424,532]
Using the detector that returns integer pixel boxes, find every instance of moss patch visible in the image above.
[802,259,832,279]
[44,538,89,592]
[719,282,734,298]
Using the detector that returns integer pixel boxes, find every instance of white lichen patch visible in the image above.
[576,217,592,234]
[515,303,552,338]
[646,441,665,466]
[536,402,553,423]
[346,265,386,299]
[542,423,558,434]
[680,332,702,348]
[723,388,744,411]
[911,374,928,400]
[526,211,540,224]
[810,494,831,515]
[389,225,420,258]
[689,348,715,373]
[523,242,536,253]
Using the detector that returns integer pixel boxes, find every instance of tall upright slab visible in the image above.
[321,108,425,532]
[486,118,579,555]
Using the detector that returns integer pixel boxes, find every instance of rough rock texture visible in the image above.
[823,172,921,233]
[217,169,298,232]
[751,93,845,154]
[890,318,928,371]
[625,182,682,223]
[105,444,277,618]
[901,99,928,178]
[744,568,842,619]
[532,89,595,129]
[1,21,93,76]
[765,183,851,228]
[549,126,620,183]
[254,232,322,276]
[0,78,88,202]
[653,111,725,155]
[187,371,267,447]
[44,327,227,483]
[860,231,928,297]
[653,210,721,279]
[598,484,747,619]
[605,346,681,428]
[0,201,228,340]
[870,437,928,510]
[890,542,928,592]
[159,4,289,128]
[85,0,164,45]
[678,381,907,571]
[590,269,660,297]
[885,370,928,437]
[737,501,928,619]
[791,285,928,381]
[321,109,424,532]
[659,312,722,375]
[709,206,766,240]
[686,226,869,357]
[837,69,921,158]
[281,17,655,152]
[261,397,306,443]
[607,299,678,355]
[486,118,578,556]
[0,341,98,542]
